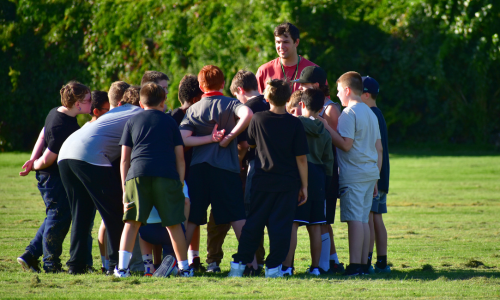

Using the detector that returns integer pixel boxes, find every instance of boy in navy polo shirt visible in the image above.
[229,79,309,278]
[361,76,391,274]
[115,82,192,277]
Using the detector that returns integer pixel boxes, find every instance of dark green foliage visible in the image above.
[1,0,499,150]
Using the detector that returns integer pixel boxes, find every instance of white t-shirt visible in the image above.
[337,101,381,184]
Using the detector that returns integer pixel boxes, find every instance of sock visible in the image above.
[188,250,199,264]
[105,260,109,271]
[368,252,373,266]
[329,253,339,264]
[319,233,331,271]
[376,255,387,269]
[101,256,106,268]
[178,260,189,270]
[142,254,152,262]
[118,251,132,270]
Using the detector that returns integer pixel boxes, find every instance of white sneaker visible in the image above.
[113,268,130,278]
[282,267,293,276]
[143,259,155,277]
[227,262,245,277]
[307,267,321,276]
[265,265,283,278]
[206,262,221,273]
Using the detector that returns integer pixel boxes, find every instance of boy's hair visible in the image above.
[337,71,363,96]
[286,90,303,113]
[90,91,109,116]
[141,71,169,86]
[121,86,141,106]
[318,83,330,97]
[178,75,203,104]
[230,70,258,95]
[108,81,130,107]
[198,65,224,91]
[140,82,166,107]
[274,22,300,43]
[60,81,90,109]
[264,79,291,107]
[301,88,325,113]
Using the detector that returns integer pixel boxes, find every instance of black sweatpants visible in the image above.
[232,187,299,269]
[59,159,124,270]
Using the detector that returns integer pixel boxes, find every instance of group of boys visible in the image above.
[18,22,390,278]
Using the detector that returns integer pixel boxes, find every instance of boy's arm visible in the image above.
[219,106,253,148]
[120,145,132,193]
[20,127,45,176]
[174,145,185,183]
[323,105,340,132]
[32,148,58,171]
[374,138,383,196]
[181,124,225,147]
[318,117,354,152]
[296,155,308,206]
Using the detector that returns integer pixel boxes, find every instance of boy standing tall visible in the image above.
[229,79,309,278]
[324,72,383,276]
[361,76,391,274]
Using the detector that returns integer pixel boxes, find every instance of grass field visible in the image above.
[0,150,499,299]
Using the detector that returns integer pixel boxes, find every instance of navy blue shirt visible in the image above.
[237,95,270,163]
[371,107,390,193]
[120,109,184,181]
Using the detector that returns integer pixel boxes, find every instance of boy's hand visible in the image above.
[373,183,378,198]
[318,116,333,131]
[211,124,225,142]
[298,186,308,206]
[19,159,35,176]
[122,193,128,213]
[219,133,233,148]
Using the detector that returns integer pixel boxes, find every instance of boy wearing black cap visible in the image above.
[293,66,344,274]
[361,76,390,274]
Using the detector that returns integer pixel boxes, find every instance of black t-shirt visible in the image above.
[169,107,185,125]
[247,111,309,192]
[120,110,184,181]
[39,107,80,176]
[169,107,193,181]
[237,95,270,162]
[371,107,390,193]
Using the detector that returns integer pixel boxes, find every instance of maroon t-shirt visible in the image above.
[256,56,323,94]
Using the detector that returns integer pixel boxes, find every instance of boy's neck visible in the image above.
[143,106,163,112]
[180,102,192,111]
[348,95,363,106]
[242,90,261,102]
[269,104,287,114]
[301,109,320,119]
[365,98,377,108]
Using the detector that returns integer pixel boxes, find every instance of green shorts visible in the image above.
[124,176,185,227]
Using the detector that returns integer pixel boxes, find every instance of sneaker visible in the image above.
[374,265,391,273]
[44,263,64,273]
[342,264,362,276]
[281,267,294,277]
[189,257,206,272]
[367,265,375,274]
[228,262,245,277]
[178,267,194,277]
[101,267,107,274]
[143,259,155,277]
[17,251,40,273]
[153,255,177,278]
[206,262,221,273]
[329,261,345,274]
[265,265,283,278]
[307,267,321,276]
[113,268,131,278]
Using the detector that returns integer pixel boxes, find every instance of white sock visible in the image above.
[188,250,199,264]
[142,254,152,262]
[118,251,132,270]
[178,260,189,270]
[105,260,109,271]
[319,233,331,271]
[101,256,106,268]
[330,253,339,264]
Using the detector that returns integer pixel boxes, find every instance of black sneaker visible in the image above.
[44,262,64,273]
[189,257,206,272]
[68,265,91,275]
[329,261,345,274]
[17,251,41,273]
[342,264,362,276]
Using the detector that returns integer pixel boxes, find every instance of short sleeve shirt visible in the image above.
[248,111,309,192]
[371,107,390,193]
[179,94,243,173]
[58,104,142,166]
[237,95,270,162]
[337,102,381,184]
[120,110,184,181]
[39,107,80,176]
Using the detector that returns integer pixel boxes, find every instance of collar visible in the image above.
[201,91,224,98]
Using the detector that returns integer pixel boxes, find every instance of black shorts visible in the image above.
[294,163,326,225]
[325,148,339,224]
[188,163,246,225]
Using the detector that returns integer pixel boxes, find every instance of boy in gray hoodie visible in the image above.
[282,88,334,276]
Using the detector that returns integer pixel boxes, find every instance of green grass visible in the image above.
[0,151,499,299]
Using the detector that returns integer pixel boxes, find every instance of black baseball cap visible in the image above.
[291,66,327,84]
[362,76,379,95]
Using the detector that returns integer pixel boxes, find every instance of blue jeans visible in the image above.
[26,173,94,270]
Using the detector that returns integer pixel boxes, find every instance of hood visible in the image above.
[298,116,325,138]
